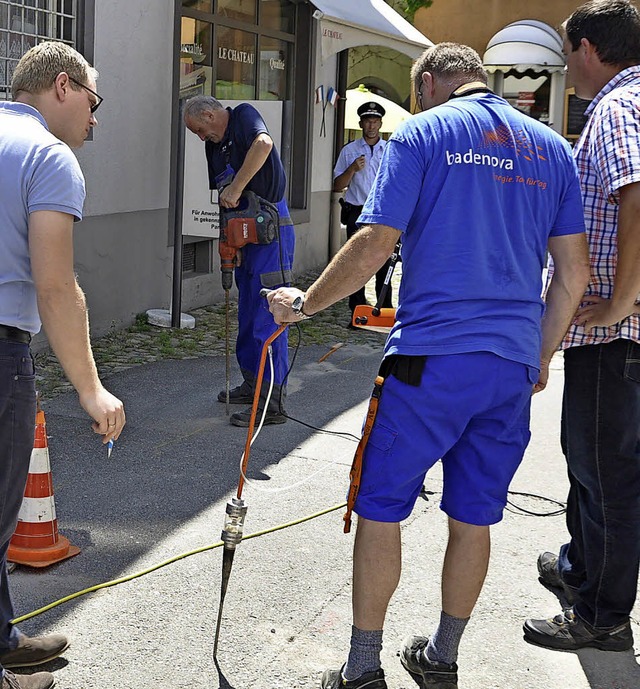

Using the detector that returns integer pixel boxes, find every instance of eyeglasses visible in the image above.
[68,75,103,113]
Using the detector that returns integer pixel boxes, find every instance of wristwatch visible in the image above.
[291,295,312,320]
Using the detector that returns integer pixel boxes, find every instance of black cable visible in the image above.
[506,490,566,518]
[276,323,361,442]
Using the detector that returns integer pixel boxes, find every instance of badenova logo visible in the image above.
[445,125,548,171]
[446,149,514,169]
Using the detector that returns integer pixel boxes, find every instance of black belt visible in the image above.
[0,325,31,344]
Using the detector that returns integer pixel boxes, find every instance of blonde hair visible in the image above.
[11,40,97,98]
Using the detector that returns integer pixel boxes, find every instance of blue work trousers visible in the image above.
[234,199,294,407]
[558,339,640,628]
[0,340,37,668]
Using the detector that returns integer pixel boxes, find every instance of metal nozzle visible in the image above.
[220,498,248,549]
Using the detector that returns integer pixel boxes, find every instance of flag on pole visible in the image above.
[326,87,339,106]
[315,85,324,105]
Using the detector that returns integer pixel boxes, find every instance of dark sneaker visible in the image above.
[0,633,68,668]
[217,382,254,405]
[537,552,577,604]
[320,665,387,688]
[400,636,458,688]
[2,670,55,689]
[230,407,287,427]
[523,608,633,651]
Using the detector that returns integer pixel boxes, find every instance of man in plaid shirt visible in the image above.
[524,0,640,652]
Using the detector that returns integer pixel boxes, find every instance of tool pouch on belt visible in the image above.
[343,355,427,534]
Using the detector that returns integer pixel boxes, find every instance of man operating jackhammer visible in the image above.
[184,95,295,427]
[267,43,590,689]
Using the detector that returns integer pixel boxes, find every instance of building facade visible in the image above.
[0,0,430,343]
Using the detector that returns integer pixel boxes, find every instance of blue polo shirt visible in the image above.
[359,93,585,369]
[205,103,286,203]
[0,102,85,334]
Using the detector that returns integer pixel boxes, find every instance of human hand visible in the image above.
[219,183,242,208]
[79,386,126,444]
[533,360,549,394]
[266,287,308,324]
[352,155,366,172]
[574,295,635,330]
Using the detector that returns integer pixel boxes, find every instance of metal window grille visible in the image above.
[0,0,77,99]
[182,242,196,273]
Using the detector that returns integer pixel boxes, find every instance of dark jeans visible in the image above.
[0,340,36,660]
[345,212,393,313]
[558,339,640,628]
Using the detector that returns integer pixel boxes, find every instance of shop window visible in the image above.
[216,26,256,100]
[260,0,294,34]
[180,16,212,98]
[182,0,212,11]
[259,36,289,101]
[217,0,256,24]
[0,0,80,99]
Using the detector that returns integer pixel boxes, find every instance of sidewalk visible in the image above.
[9,286,640,689]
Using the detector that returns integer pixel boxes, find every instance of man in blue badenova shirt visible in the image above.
[184,96,295,426]
[267,43,590,689]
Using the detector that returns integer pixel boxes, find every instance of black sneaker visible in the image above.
[400,636,458,688]
[217,382,254,405]
[320,665,387,689]
[523,607,633,651]
[537,551,577,604]
[229,406,287,427]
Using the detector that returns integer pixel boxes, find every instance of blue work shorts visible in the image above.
[353,352,538,526]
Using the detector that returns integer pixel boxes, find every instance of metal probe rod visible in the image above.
[213,547,235,658]
[225,289,230,415]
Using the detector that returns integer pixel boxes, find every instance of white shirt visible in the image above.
[333,136,386,205]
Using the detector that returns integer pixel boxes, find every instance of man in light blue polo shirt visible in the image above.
[0,41,125,689]
[334,101,393,319]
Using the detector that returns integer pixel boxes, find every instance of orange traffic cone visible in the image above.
[7,406,80,567]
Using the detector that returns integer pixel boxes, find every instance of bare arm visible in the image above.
[333,155,366,192]
[575,182,640,329]
[29,210,125,441]
[268,224,400,323]
[219,133,273,208]
[537,232,591,393]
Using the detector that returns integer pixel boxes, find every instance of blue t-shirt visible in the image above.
[358,93,585,369]
[205,103,286,203]
[0,102,85,334]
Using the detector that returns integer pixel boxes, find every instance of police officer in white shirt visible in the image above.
[333,101,393,320]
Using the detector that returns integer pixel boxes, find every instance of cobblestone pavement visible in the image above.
[34,269,398,399]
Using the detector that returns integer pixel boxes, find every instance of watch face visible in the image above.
[292,296,303,313]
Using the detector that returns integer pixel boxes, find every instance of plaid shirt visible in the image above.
[562,65,640,349]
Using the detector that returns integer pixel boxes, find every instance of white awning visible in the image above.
[311,0,432,60]
[483,20,565,74]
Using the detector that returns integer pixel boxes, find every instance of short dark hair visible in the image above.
[411,43,487,97]
[566,0,640,66]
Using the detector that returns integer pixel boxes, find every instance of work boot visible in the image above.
[537,551,577,604]
[217,381,254,405]
[0,633,68,669]
[2,670,55,689]
[320,665,387,689]
[229,406,287,427]
[400,636,458,688]
[523,608,633,651]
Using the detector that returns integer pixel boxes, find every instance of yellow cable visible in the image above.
[11,501,347,625]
